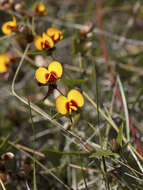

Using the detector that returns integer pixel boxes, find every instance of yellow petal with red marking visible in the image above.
[33,3,47,16]
[56,95,68,115]
[0,54,10,73]
[47,28,63,41]
[67,89,84,107]
[38,3,46,12]
[34,35,43,50]
[2,16,17,35]
[48,61,63,78]
[42,32,54,48]
[35,67,48,84]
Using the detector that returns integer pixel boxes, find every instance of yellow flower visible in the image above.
[0,54,10,73]
[56,89,84,115]
[35,61,63,84]
[2,16,17,35]
[33,3,47,16]
[34,32,54,51]
[47,28,63,43]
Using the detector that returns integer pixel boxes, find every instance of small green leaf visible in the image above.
[27,50,46,55]
[61,78,88,88]
[116,123,123,146]
[0,135,10,150]
[89,149,118,158]
[27,47,56,56]
[117,76,130,141]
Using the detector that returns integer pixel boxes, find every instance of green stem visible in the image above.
[92,60,110,190]
[28,98,37,190]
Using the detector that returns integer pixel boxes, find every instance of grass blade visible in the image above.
[117,76,130,141]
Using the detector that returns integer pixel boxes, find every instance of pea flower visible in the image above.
[33,2,47,16]
[56,89,84,115]
[34,32,54,51]
[0,54,10,73]
[2,16,17,35]
[35,61,63,85]
[47,28,63,43]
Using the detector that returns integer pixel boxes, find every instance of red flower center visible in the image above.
[65,100,78,113]
[35,7,43,14]
[41,42,44,49]
[5,63,9,68]
[44,40,49,48]
[41,40,49,49]
[51,34,61,42]
[7,25,16,31]
[45,71,58,83]
[51,35,55,40]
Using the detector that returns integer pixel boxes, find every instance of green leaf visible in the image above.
[27,47,56,56]
[61,78,88,88]
[27,50,46,55]
[89,149,118,158]
[116,123,123,146]
[92,60,101,145]
[117,76,130,141]
[0,135,10,151]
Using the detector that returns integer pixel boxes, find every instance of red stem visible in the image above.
[96,0,143,158]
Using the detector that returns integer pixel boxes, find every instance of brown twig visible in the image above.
[16,144,45,158]
[96,0,143,158]
[69,163,99,173]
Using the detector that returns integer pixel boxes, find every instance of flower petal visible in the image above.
[48,61,63,78]
[42,32,54,48]
[0,54,10,73]
[2,22,12,34]
[0,54,10,63]
[12,16,17,26]
[33,3,47,16]
[56,95,68,115]
[35,67,48,84]
[67,89,84,107]
[38,3,46,12]
[47,28,63,41]
[1,17,17,35]
[34,35,43,50]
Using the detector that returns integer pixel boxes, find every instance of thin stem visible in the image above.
[92,57,110,189]
[56,87,65,96]
[28,97,37,190]
[0,178,6,190]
